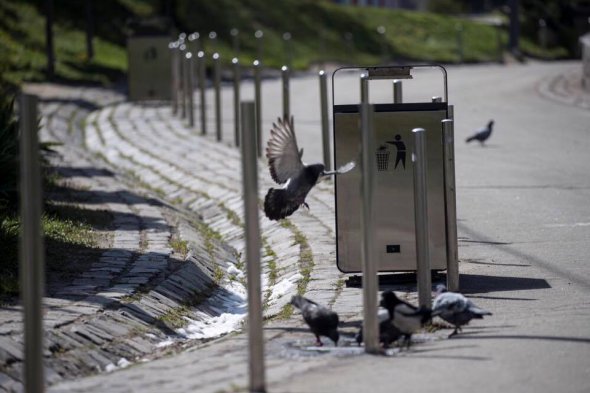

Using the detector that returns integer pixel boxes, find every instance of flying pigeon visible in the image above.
[380,290,433,349]
[355,307,402,349]
[432,284,493,338]
[290,295,339,346]
[264,117,355,221]
[466,120,494,145]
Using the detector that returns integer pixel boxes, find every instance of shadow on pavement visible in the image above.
[459,273,551,294]
[455,334,590,345]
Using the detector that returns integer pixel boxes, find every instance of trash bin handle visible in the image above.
[331,64,448,103]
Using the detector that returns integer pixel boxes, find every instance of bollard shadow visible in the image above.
[37,96,102,112]
[344,271,550,297]
[51,165,116,178]
[457,273,551,294]
[454,334,590,345]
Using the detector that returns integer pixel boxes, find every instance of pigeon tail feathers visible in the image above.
[264,188,299,221]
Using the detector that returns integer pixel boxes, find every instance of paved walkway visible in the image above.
[1,62,588,392]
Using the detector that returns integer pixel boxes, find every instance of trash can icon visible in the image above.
[376,145,390,171]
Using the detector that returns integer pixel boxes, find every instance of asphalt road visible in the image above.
[46,60,589,393]
[249,61,590,392]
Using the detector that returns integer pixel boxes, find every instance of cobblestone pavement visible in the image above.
[1,61,588,392]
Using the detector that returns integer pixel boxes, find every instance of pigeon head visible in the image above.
[435,284,448,295]
[379,290,402,314]
[416,305,434,325]
[306,163,326,183]
[488,120,494,128]
[328,328,339,346]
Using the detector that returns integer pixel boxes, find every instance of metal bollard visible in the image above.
[360,74,379,354]
[412,128,431,308]
[442,119,459,291]
[179,44,187,119]
[393,79,403,103]
[255,30,264,62]
[185,52,195,128]
[319,70,330,170]
[169,42,179,115]
[240,101,266,393]
[253,60,262,157]
[188,33,201,89]
[231,28,240,57]
[456,23,464,63]
[213,53,222,141]
[281,65,290,120]
[19,93,45,393]
[197,50,207,135]
[283,32,293,71]
[232,57,241,147]
[208,31,218,53]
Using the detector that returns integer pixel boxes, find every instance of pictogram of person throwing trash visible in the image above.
[386,134,406,170]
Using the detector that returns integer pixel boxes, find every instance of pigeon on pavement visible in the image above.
[465,120,494,145]
[355,307,402,349]
[432,284,493,338]
[264,117,355,220]
[380,290,433,349]
[290,295,339,346]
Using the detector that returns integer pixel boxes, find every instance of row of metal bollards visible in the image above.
[168,35,333,167]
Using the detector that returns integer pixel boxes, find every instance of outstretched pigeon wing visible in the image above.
[266,117,304,184]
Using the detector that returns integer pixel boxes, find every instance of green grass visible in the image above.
[0,211,100,300]
[0,0,568,96]
[0,0,126,90]
[170,237,189,259]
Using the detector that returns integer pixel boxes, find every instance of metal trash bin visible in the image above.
[126,17,172,101]
[332,65,455,273]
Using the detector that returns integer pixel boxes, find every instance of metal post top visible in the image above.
[281,65,288,72]
[185,52,192,59]
[212,52,220,60]
[319,70,326,76]
[253,59,260,66]
[232,57,239,64]
[197,51,205,58]
[412,127,426,133]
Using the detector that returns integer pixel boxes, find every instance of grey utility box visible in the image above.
[332,65,455,273]
[126,18,173,101]
[127,26,172,101]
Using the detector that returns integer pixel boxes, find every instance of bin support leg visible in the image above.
[413,128,431,308]
[443,119,459,291]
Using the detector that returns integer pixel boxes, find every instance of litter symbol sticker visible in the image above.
[387,134,406,170]
[375,134,407,171]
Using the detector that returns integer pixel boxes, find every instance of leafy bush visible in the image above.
[0,98,19,211]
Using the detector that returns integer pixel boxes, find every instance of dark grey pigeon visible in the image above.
[466,119,494,145]
[290,295,339,346]
[432,284,492,338]
[355,308,402,349]
[380,290,432,349]
[264,117,355,221]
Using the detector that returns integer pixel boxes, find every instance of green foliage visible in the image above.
[0,0,127,90]
[0,212,98,300]
[0,98,19,211]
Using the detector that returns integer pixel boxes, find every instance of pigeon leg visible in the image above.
[302,202,310,210]
[404,335,412,350]
[315,335,323,347]
[448,328,459,338]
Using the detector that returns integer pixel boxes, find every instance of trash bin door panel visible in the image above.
[334,105,448,273]
[127,36,172,101]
